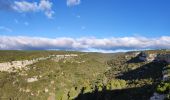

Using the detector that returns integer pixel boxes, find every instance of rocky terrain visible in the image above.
[0,54,78,72]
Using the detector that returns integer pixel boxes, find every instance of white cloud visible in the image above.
[67,0,81,6]
[0,26,12,32]
[12,1,38,12]
[39,0,54,18]
[11,0,54,18]
[0,36,170,52]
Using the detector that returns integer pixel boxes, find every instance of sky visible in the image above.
[0,0,170,52]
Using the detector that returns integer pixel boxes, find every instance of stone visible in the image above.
[27,76,38,83]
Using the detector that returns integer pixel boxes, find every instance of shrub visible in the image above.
[110,79,126,90]
[156,82,170,94]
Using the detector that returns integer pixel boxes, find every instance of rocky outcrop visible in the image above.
[0,54,78,72]
[27,76,38,83]
[137,52,170,63]
[0,59,39,72]
[51,54,78,62]
[147,54,157,62]
[137,52,170,100]
[0,56,51,72]
[138,52,157,62]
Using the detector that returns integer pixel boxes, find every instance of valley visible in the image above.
[0,50,169,100]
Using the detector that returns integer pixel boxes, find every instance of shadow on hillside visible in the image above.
[126,55,143,63]
[74,59,168,100]
[117,62,167,81]
[74,85,153,100]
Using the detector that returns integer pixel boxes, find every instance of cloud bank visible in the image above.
[0,36,170,52]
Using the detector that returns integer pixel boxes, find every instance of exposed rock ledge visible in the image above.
[0,54,78,72]
[137,52,170,63]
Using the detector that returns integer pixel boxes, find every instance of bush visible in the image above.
[110,79,126,90]
[156,82,170,94]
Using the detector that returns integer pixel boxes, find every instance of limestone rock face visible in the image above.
[0,54,78,72]
[138,52,157,62]
[0,54,78,71]
[0,59,39,71]
[137,52,170,63]
[147,54,157,62]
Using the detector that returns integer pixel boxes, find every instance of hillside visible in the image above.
[0,50,169,100]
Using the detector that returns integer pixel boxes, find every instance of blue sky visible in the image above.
[0,0,170,51]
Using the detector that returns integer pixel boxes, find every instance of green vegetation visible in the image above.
[0,50,169,100]
[0,51,115,100]
[157,82,170,94]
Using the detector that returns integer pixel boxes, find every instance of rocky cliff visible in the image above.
[0,54,78,72]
